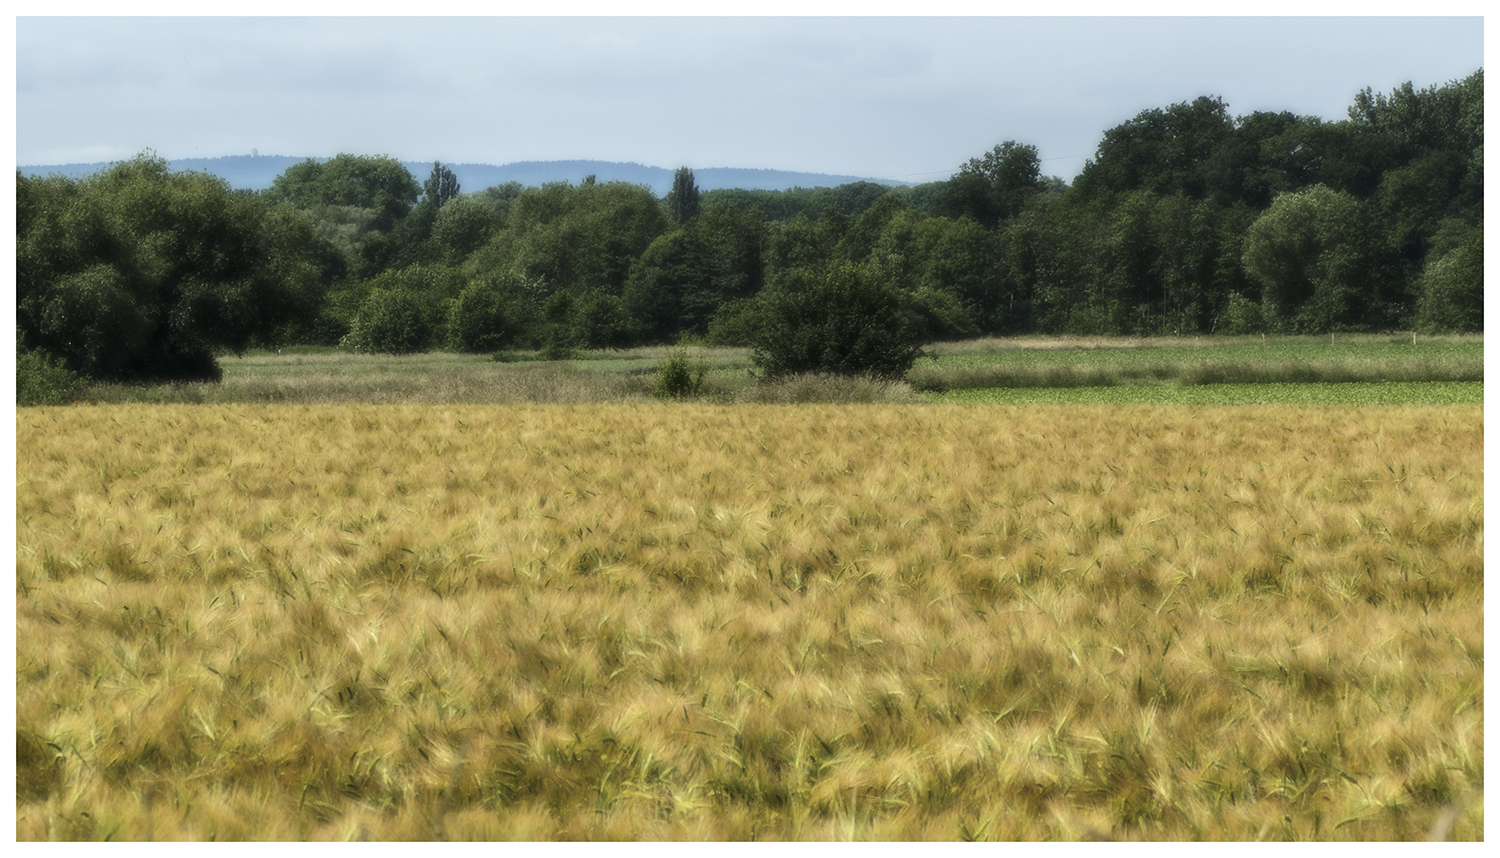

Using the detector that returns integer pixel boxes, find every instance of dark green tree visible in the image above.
[1073,97,1235,202]
[938,141,1042,227]
[265,153,421,230]
[666,166,702,225]
[430,196,503,264]
[1242,184,1380,332]
[423,161,461,208]
[16,328,86,406]
[764,209,847,291]
[622,205,767,342]
[1413,221,1483,333]
[834,192,907,263]
[472,181,668,296]
[17,154,321,382]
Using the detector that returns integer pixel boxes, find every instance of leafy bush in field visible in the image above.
[16,340,86,406]
[650,347,710,399]
[343,289,432,354]
[751,262,928,381]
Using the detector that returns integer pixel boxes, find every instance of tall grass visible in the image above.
[54,334,1480,407]
[913,334,1483,391]
[16,403,1482,840]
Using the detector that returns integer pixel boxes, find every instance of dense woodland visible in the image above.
[16,71,1483,383]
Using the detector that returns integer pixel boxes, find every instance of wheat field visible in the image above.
[15,403,1483,840]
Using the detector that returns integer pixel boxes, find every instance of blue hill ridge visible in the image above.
[18,155,912,195]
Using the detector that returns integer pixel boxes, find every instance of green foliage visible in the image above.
[572,291,633,350]
[704,297,771,346]
[344,289,433,354]
[701,181,896,223]
[751,262,928,381]
[904,286,980,342]
[264,154,420,231]
[16,154,321,382]
[1242,185,1380,332]
[447,274,534,352]
[16,336,86,406]
[666,166,702,226]
[474,180,668,296]
[833,192,907,263]
[1414,225,1483,333]
[650,346,711,399]
[1073,96,1235,202]
[764,211,847,291]
[430,196,502,264]
[423,161,460,209]
[937,141,1042,226]
[622,205,767,343]
[1218,291,1267,334]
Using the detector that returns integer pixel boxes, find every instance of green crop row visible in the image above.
[930,381,1484,406]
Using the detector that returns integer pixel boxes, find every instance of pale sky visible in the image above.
[10,4,1488,184]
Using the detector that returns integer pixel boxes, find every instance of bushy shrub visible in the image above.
[750,262,927,381]
[344,289,432,354]
[650,347,710,399]
[17,342,86,406]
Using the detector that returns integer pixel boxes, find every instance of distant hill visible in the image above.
[18,155,913,195]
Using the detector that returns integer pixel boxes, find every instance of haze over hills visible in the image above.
[17,155,915,195]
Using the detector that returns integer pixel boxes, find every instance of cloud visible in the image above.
[16,16,1485,179]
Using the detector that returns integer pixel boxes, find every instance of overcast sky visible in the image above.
[12,7,1487,184]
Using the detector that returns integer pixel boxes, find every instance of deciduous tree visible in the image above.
[17,154,320,381]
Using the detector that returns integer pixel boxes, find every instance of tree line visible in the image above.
[17,70,1482,385]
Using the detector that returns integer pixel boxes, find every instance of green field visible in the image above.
[933,381,1483,406]
[71,334,1482,407]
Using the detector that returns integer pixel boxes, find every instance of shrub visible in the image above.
[17,342,86,406]
[344,289,433,354]
[750,262,927,381]
[650,347,710,399]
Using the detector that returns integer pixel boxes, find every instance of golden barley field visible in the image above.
[16,402,1483,841]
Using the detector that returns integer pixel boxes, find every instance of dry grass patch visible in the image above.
[16,403,1482,840]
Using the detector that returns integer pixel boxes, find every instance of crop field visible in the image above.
[15,401,1483,840]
